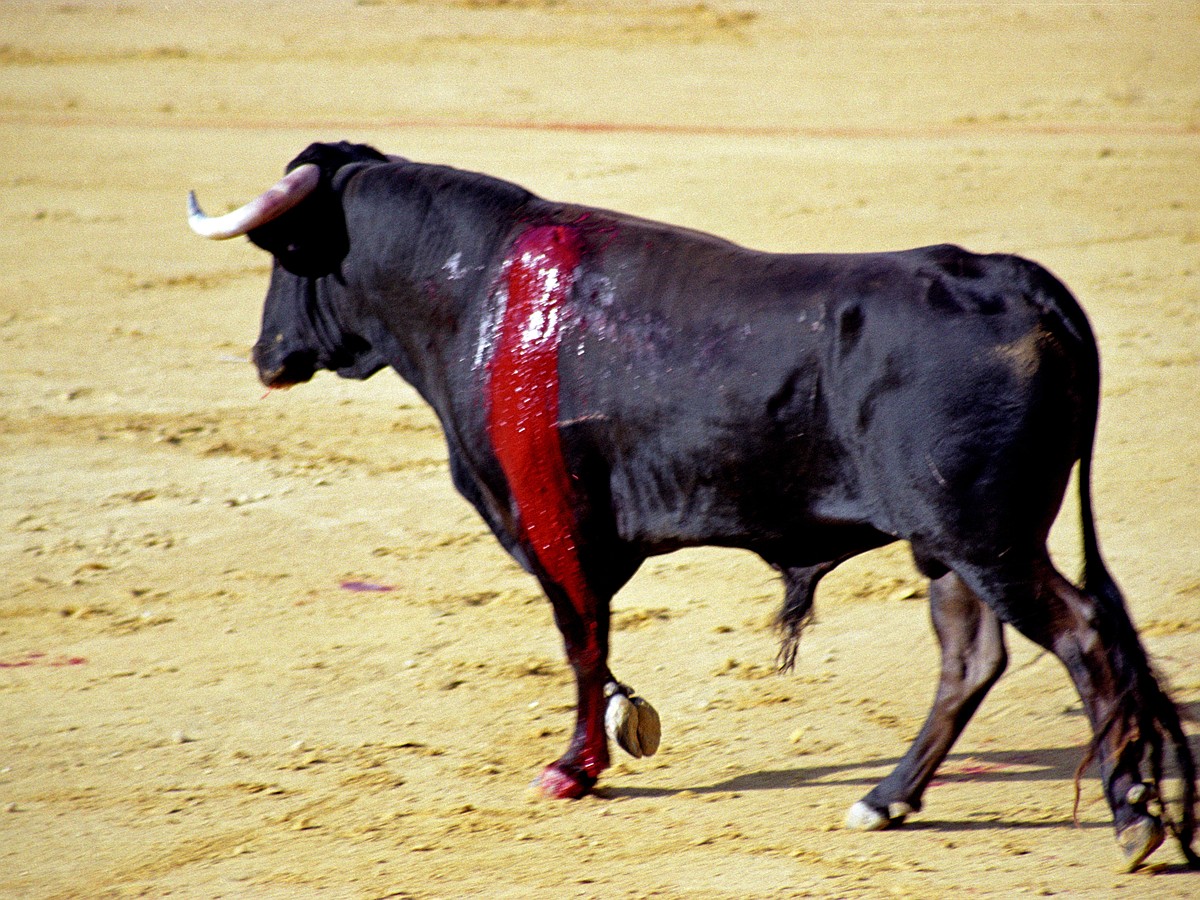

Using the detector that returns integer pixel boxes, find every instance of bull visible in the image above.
[188,141,1196,870]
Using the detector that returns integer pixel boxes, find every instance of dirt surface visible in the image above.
[2,2,1198,897]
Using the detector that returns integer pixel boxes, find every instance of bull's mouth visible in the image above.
[254,349,318,389]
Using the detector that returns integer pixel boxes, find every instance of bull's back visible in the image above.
[558,235,1093,554]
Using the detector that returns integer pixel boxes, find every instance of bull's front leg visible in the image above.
[533,579,662,798]
[535,580,613,799]
[486,224,659,797]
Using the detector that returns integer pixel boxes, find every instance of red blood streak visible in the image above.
[487,226,622,787]
[486,225,593,627]
[488,226,612,782]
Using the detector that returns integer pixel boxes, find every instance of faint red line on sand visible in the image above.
[405,118,1199,140]
[0,652,87,669]
[3,111,1197,139]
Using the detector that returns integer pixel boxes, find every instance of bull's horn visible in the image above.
[187,163,321,240]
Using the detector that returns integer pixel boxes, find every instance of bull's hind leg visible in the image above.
[846,571,1007,830]
[957,556,1192,871]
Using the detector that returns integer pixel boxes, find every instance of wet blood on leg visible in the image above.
[486,225,608,793]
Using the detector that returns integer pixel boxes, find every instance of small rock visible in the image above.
[712,657,739,676]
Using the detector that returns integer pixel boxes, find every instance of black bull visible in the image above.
[188,141,1196,870]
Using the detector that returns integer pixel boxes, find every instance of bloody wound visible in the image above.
[486,225,595,626]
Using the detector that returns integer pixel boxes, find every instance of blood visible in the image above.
[487,225,590,613]
[929,758,1013,787]
[487,225,613,785]
[535,762,593,800]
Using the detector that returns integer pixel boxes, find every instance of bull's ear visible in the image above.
[246,181,346,277]
[248,142,388,277]
[287,141,389,176]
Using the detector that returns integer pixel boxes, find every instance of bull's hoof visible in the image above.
[1116,815,1164,873]
[604,683,661,759]
[845,800,889,831]
[534,762,596,800]
[844,800,911,831]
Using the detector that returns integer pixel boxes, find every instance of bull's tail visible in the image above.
[1074,419,1198,866]
[1076,412,1123,615]
[1055,268,1199,866]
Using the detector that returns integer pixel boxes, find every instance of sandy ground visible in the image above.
[2,1,1198,897]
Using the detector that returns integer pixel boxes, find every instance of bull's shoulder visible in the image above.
[355,159,537,221]
[541,202,749,258]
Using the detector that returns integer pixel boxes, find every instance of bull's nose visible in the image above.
[257,364,290,389]
[253,344,317,389]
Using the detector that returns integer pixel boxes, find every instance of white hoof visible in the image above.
[603,682,661,759]
[887,801,914,823]
[631,695,661,757]
[1117,816,1164,872]
[845,800,891,831]
[1125,783,1150,806]
[605,692,642,757]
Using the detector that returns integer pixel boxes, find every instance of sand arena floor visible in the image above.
[1,2,1198,897]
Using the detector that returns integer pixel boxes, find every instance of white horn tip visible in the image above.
[186,189,228,239]
[186,163,322,240]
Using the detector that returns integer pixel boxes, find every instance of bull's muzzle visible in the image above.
[253,341,318,389]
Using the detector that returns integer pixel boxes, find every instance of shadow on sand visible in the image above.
[601,700,1200,844]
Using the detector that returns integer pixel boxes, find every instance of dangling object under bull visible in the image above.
[604,681,661,759]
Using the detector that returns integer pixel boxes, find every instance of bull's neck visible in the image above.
[342,168,536,420]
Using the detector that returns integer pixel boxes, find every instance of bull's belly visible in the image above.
[608,456,890,564]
